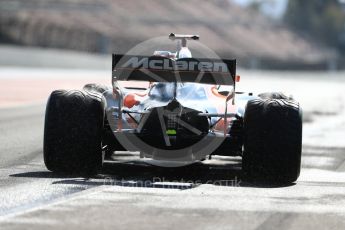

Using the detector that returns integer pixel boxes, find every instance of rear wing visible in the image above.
[112,54,236,85]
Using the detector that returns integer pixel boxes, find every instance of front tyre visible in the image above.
[44,90,105,175]
[242,98,302,184]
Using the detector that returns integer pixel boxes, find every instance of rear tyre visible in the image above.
[44,90,105,175]
[83,83,114,159]
[242,98,302,184]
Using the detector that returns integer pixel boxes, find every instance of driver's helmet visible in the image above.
[149,82,175,101]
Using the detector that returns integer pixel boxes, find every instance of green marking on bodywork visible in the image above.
[166,129,177,135]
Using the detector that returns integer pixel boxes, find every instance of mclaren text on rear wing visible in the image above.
[112,54,236,85]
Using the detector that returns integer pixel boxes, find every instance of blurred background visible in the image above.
[0,0,345,110]
[0,0,344,70]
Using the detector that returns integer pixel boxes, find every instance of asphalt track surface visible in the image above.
[1,70,345,229]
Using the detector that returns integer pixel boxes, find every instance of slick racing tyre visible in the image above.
[83,83,116,158]
[44,90,105,175]
[242,97,302,184]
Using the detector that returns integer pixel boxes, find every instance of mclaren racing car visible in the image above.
[43,33,302,183]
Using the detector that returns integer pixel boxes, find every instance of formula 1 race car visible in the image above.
[44,33,302,183]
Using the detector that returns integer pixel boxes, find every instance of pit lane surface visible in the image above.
[1,69,345,229]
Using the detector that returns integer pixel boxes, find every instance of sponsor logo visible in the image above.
[121,57,229,73]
